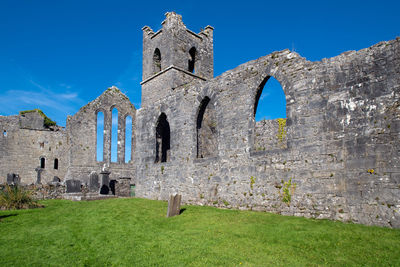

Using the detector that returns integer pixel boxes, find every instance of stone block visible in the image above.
[167,194,182,217]
[66,179,81,193]
[88,171,99,193]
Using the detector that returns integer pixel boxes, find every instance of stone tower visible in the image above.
[140,12,214,107]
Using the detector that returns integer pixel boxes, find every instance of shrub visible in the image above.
[0,185,42,210]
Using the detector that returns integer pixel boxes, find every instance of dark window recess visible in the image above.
[188,47,196,73]
[54,158,58,170]
[40,158,45,168]
[155,113,170,163]
[153,48,161,73]
[196,96,218,158]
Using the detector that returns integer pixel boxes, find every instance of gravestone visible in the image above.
[66,179,81,193]
[100,171,110,195]
[6,173,14,185]
[35,167,43,184]
[14,174,20,185]
[6,173,20,185]
[167,194,182,217]
[88,171,99,192]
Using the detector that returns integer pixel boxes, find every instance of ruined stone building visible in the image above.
[1,12,399,227]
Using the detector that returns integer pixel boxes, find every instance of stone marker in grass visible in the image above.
[89,171,99,192]
[167,194,181,217]
[66,179,81,193]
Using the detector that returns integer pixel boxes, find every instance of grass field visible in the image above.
[0,198,399,266]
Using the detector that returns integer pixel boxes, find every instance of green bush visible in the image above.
[0,184,41,210]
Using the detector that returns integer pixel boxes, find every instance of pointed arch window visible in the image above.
[125,116,132,163]
[253,76,287,151]
[155,113,170,163]
[188,47,196,73]
[96,111,104,162]
[153,48,161,73]
[111,108,118,163]
[196,96,217,158]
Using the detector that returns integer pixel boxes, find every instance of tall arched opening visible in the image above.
[253,76,287,151]
[155,113,170,163]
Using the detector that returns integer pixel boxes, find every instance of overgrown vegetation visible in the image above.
[0,198,399,266]
[276,118,287,147]
[279,178,296,206]
[20,109,56,127]
[0,184,41,210]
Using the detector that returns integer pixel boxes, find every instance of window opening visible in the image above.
[155,113,170,163]
[96,111,104,161]
[54,158,58,170]
[196,96,217,158]
[253,76,287,151]
[188,47,196,73]
[111,108,118,163]
[153,48,161,73]
[40,157,45,168]
[125,116,132,163]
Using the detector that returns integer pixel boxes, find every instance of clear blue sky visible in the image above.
[0,0,399,126]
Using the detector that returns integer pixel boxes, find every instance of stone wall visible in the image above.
[0,115,67,184]
[135,38,400,228]
[65,86,136,183]
[254,119,287,151]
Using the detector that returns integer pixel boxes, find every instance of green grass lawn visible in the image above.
[0,198,399,266]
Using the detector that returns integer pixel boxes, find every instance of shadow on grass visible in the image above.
[180,208,186,215]
[0,214,18,221]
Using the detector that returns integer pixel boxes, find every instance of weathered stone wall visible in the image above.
[0,115,67,184]
[141,12,213,107]
[65,86,136,183]
[135,38,400,228]
[254,119,287,151]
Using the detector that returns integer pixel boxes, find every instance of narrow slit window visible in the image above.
[54,158,58,170]
[111,108,118,163]
[96,111,104,162]
[125,116,132,163]
[188,47,196,73]
[153,48,161,73]
[155,113,170,163]
[40,158,45,168]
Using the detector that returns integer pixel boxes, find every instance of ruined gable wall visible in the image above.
[66,87,136,183]
[0,115,67,184]
[135,38,400,228]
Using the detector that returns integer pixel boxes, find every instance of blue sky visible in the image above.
[0,0,399,126]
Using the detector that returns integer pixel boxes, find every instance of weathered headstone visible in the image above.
[167,194,182,217]
[14,174,20,185]
[6,173,20,185]
[35,167,43,184]
[100,171,110,195]
[6,173,14,185]
[66,179,81,193]
[88,171,99,192]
